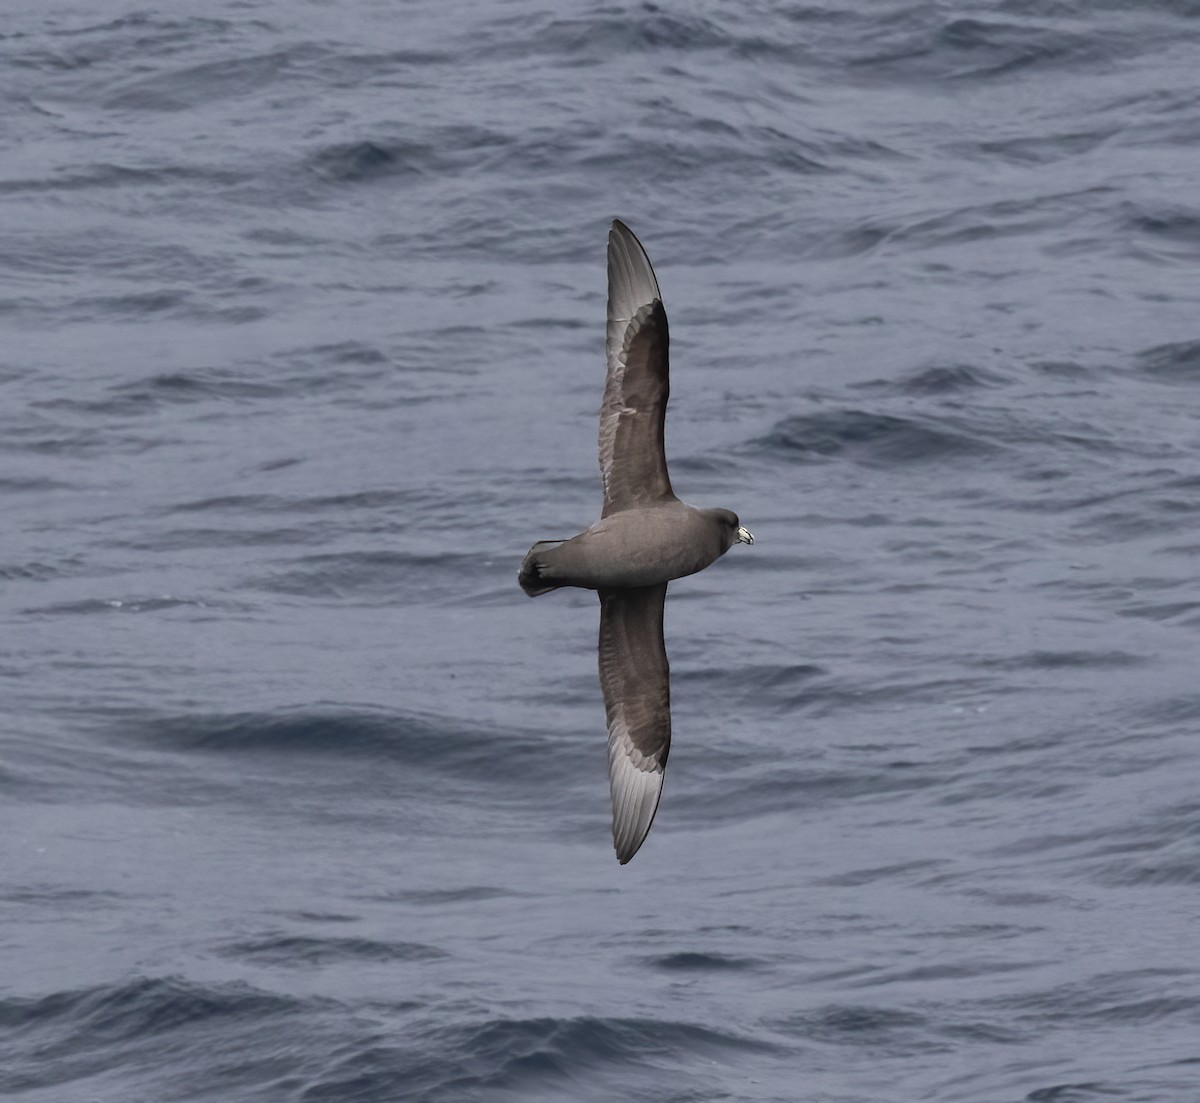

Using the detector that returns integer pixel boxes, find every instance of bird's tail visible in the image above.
[518,540,566,596]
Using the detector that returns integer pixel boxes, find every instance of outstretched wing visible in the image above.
[598,584,671,864]
[599,220,674,517]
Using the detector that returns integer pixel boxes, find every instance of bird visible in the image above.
[518,219,753,864]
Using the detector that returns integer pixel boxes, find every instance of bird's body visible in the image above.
[520,502,740,594]
[519,219,752,863]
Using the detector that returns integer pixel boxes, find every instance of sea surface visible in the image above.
[4,1,1200,1100]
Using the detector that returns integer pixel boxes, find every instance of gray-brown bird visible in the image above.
[519,219,753,863]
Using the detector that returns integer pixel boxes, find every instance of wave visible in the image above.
[300,1014,780,1102]
[855,362,1011,396]
[1138,340,1200,383]
[645,951,763,972]
[747,409,994,466]
[219,933,446,966]
[0,976,300,1039]
[1,976,321,1097]
[105,707,570,794]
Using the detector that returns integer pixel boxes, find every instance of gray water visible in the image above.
[4,2,1200,1100]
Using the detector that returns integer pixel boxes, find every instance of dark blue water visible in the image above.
[4,2,1200,1100]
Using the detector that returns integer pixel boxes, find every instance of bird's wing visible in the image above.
[599,220,674,517]
[598,583,671,864]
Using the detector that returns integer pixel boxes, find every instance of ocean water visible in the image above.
[3,1,1200,1099]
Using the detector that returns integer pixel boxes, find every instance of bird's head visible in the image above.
[712,508,754,550]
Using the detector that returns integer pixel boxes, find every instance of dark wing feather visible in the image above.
[598,584,671,863]
[599,220,674,517]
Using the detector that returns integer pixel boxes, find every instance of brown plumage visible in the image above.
[519,220,753,863]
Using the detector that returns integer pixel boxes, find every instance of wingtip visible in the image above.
[609,757,666,866]
[606,219,662,312]
[614,833,650,864]
[608,218,642,255]
[608,219,631,256]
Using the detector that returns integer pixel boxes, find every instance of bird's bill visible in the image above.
[736,526,754,545]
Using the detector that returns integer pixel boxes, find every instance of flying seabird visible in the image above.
[519,219,753,864]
